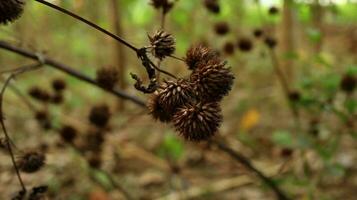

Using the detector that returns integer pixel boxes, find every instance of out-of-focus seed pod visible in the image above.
[0,0,25,25]
[264,37,277,49]
[89,104,111,128]
[214,22,230,35]
[204,0,220,14]
[96,67,119,90]
[17,151,45,173]
[237,38,253,52]
[60,125,77,143]
[340,74,356,93]
[223,42,235,55]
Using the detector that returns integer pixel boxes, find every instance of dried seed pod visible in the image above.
[147,92,173,122]
[223,42,235,55]
[237,38,253,52]
[0,0,25,25]
[17,151,45,173]
[190,60,234,102]
[149,30,176,60]
[268,6,279,15]
[51,78,66,92]
[264,37,277,48]
[185,44,218,70]
[150,0,174,14]
[35,110,48,121]
[89,104,111,128]
[60,125,77,143]
[214,22,230,35]
[28,86,51,102]
[204,0,220,14]
[86,153,102,168]
[29,185,48,200]
[96,67,119,90]
[340,74,356,93]
[173,102,222,141]
[51,93,64,104]
[158,79,195,112]
[253,29,263,38]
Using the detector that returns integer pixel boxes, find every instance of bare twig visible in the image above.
[0,41,146,107]
[34,0,138,52]
[212,140,291,200]
[0,63,43,193]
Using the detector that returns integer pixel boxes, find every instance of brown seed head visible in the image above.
[51,93,64,104]
[264,37,277,48]
[204,0,220,14]
[253,29,263,38]
[28,86,50,102]
[60,125,77,143]
[214,22,230,35]
[288,90,301,102]
[173,102,222,141]
[147,91,173,122]
[268,6,279,15]
[17,151,45,173]
[0,0,25,25]
[96,67,119,90]
[237,38,253,52]
[51,78,66,92]
[89,104,111,128]
[149,30,175,60]
[223,42,235,55]
[185,44,218,70]
[150,0,174,14]
[190,60,234,102]
[340,74,356,93]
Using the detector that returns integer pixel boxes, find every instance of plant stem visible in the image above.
[213,140,291,200]
[0,63,42,193]
[0,41,146,107]
[34,0,138,52]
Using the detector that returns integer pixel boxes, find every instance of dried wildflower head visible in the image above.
[28,86,50,102]
[147,91,173,122]
[150,0,174,14]
[264,37,277,49]
[173,102,222,141]
[237,38,253,52]
[60,125,77,143]
[51,93,64,104]
[214,22,230,35]
[253,29,263,38]
[149,30,175,60]
[17,151,45,173]
[340,74,356,93]
[96,67,119,90]
[268,6,279,15]
[89,104,111,128]
[223,42,235,55]
[51,78,66,92]
[29,185,48,200]
[204,0,220,14]
[0,0,25,25]
[157,79,195,111]
[185,44,218,70]
[190,60,234,102]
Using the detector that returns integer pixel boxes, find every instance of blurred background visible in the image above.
[0,0,356,199]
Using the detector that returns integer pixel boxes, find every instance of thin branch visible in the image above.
[0,63,43,193]
[212,140,291,200]
[0,41,146,107]
[34,0,138,52]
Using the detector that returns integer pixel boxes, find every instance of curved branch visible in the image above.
[0,41,146,107]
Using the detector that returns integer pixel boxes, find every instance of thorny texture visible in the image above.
[157,79,195,114]
[147,91,173,122]
[149,30,176,60]
[16,151,45,173]
[150,0,174,14]
[173,102,222,141]
[96,67,119,90]
[185,45,218,70]
[0,0,25,24]
[190,60,234,102]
